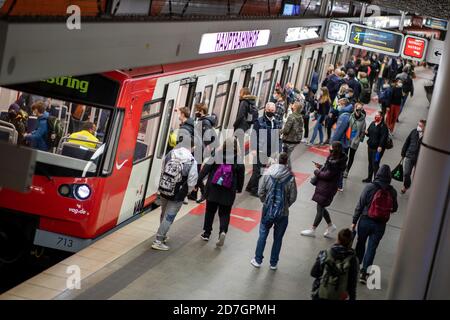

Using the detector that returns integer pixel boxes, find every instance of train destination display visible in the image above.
[347,24,404,56]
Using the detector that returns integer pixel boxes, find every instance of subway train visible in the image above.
[0,39,352,263]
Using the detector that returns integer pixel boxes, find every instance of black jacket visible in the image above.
[390,87,403,105]
[353,165,398,224]
[196,115,217,147]
[311,244,359,300]
[199,158,245,206]
[401,129,422,162]
[233,95,257,132]
[366,121,389,150]
[346,77,362,100]
[178,118,195,145]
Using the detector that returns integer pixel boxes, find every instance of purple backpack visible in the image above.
[212,164,233,189]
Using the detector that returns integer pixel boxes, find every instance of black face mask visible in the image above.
[265,111,275,118]
[195,112,202,118]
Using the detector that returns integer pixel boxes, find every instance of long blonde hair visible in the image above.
[319,87,331,104]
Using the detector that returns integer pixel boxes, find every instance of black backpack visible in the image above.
[47,116,64,150]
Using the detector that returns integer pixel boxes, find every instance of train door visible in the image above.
[144,80,181,199]
[224,65,252,130]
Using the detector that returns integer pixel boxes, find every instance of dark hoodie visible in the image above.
[353,164,398,224]
[311,243,359,300]
[178,117,195,145]
[233,95,257,132]
[312,153,348,207]
[196,115,217,147]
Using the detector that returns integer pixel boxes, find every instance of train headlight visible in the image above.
[74,184,91,200]
[58,184,71,197]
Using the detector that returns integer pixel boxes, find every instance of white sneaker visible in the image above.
[270,265,278,270]
[324,224,337,238]
[216,232,226,247]
[250,258,261,268]
[183,198,188,205]
[301,138,308,143]
[301,229,316,237]
[151,240,170,251]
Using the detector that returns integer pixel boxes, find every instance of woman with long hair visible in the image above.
[307,87,331,146]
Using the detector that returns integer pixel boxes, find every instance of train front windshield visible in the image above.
[0,74,120,178]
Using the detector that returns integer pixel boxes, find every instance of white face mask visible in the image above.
[417,126,423,132]
[383,84,390,89]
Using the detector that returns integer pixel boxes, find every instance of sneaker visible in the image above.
[162,236,170,244]
[301,229,316,237]
[343,170,349,179]
[301,138,308,143]
[324,224,337,238]
[250,258,261,268]
[306,142,313,146]
[360,271,368,284]
[216,232,226,247]
[270,265,278,270]
[401,187,407,194]
[362,178,372,183]
[151,240,170,251]
[196,196,206,203]
[338,188,344,192]
[183,198,189,205]
[200,233,210,241]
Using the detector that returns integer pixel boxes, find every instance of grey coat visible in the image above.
[348,112,367,150]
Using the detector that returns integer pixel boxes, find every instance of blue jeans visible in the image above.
[254,216,289,266]
[400,95,408,114]
[156,197,183,241]
[355,216,386,272]
[309,116,324,144]
[376,78,384,95]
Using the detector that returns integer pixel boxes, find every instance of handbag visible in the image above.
[310,175,318,186]
[391,159,404,182]
[385,132,394,150]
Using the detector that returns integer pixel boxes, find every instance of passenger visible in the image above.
[307,87,330,146]
[400,120,426,194]
[358,56,371,76]
[358,72,371,105]
[68,121,99,149]
[250,152,297,270]
[281,101,304,162]
[376,56,390,95]
[301,141,347,238]
[324,68,344,102]
[301,85,316,143]
[369,53,380,92]
[310,228,358,300]
[273,88,286,122]
[188,103,217,203]
[344,103,367,178]
[385,79,403,133]
[352,164,398,284]
[325,84,348,145]
[344,55,356,72]
[378,79,392,115]
[23,101,49,152]
[345,88,357,107]
[0,103,28,145]
[199,138,245,246]
[363,111,389,183]
[246,102,282,197]
[233,87,257,132]
[310,69,320,95]
[15,93,46,115]
[177,106,195,146]
[152,143,198,251]
[345,69,361,102]
[396,66,415,115]
[284,82,296,106]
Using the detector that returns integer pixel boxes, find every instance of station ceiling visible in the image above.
[359,0,450,20]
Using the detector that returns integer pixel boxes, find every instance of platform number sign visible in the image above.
[347,24,404,56]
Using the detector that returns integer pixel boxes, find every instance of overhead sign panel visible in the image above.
[347,24,404,56]
[325,20,349,45]
[284,26,321,43]
[402,35,428,61]
[198,30,271,54]
[426,39,445,65]
[425,18,448,31]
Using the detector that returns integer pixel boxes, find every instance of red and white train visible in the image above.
[0,39,351,262]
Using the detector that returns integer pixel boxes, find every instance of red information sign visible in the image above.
[402,36,427,61]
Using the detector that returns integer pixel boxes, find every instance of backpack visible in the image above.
[211,164,233,189]
[47,116,64,149]
[246,102,258,125]
[159,155,190,198]
[360,81,371,104]
[318,249,354,300]
[368,183,394,223]
[261,176,291,224]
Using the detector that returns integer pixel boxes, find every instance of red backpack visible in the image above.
[368,184,393,223]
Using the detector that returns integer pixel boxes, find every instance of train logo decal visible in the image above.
[116,159,128,170]
[68,204,89,216]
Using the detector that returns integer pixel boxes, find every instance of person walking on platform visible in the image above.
[152,144,198,251]
[301,142,347,238]
[301,85,316,143]
[400,120,426,194]
[363,111,389,183]
[246,102,282,197]
[281,101,304,162]
[273,88,286,122]
[233,87,257,133]
[396,66,415,116]
[307,87,331,146]
[352,165,398,284]
[344,103,366,178]
[345,69,361,100]
[376,56,389,95]
[311,228,359,300]
[378,79,392,116]
[251,152,297,270]
[385,79,403,133]
[199,138,245,247]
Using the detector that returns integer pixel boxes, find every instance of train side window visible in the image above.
[157,99,174,159]
[253,72,262,97]
[248,77,255,93]
[202,85,213,110]
[134,100,163,163]
[259,69,273,109]
[212,81,230,128]
[102,109,124,176]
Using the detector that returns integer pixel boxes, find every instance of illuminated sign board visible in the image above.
[425,18,448,31]
[198,30,271,54]
[325,20,349,45]
[347,24,404,56]
[285,26,321,42]
[401,35,428,61]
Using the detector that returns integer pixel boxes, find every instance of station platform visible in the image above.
[0,68,433,300]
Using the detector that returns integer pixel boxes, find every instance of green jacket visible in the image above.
[281,110,304,144]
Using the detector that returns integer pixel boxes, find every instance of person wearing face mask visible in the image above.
[273,88,286,122]
[301,142,347,238]
[301,85,316,143]
[385,79,403,133]
[377,56,389,95]
[369,54,380,92]
[400,120,426,194]
[344,103,367,178]
[0,103,28,145]
[23,101,49,152]
[378,79,392,115]
[345,88,357,106]
[363,111,389,183]
[246,102,282,197]
[281,101,304,162]
[396,65,415,116]
[308,87,331,146]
